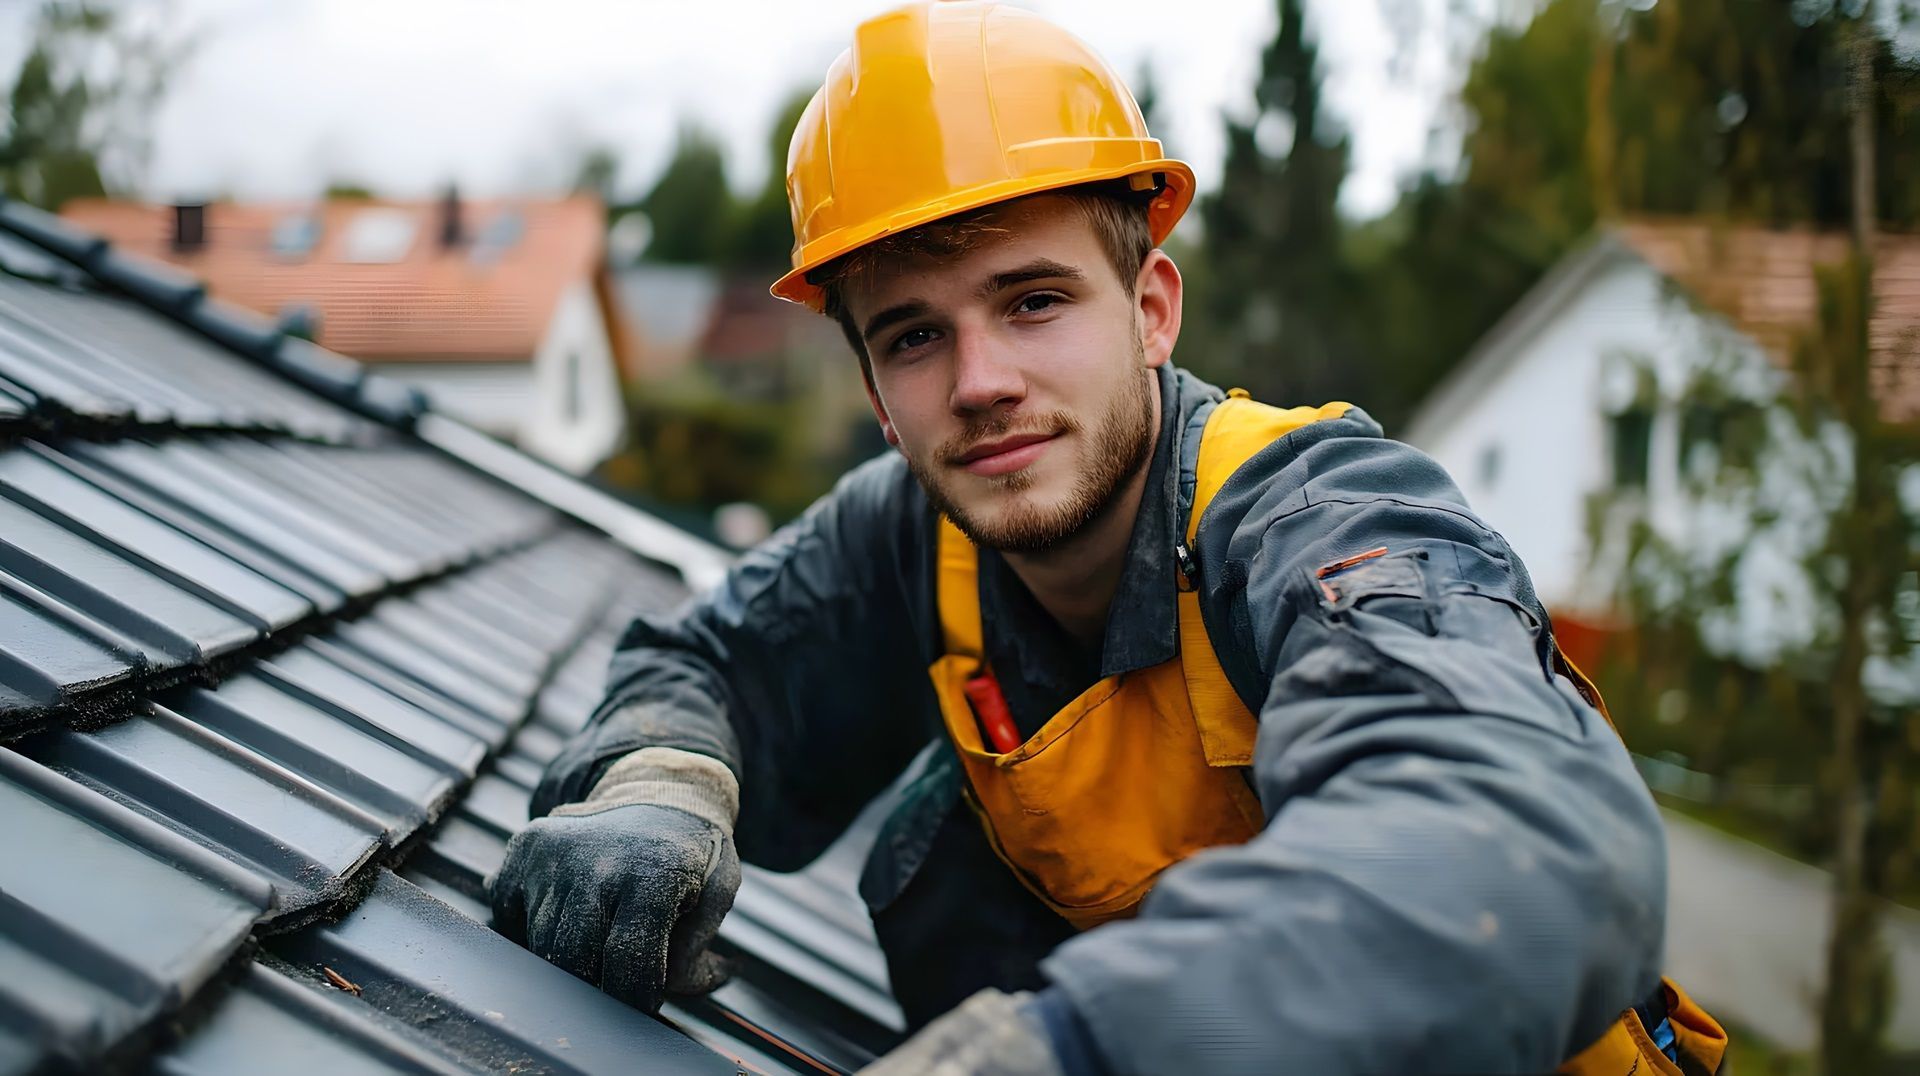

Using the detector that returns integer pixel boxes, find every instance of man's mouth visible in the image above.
[953,432,1058,477]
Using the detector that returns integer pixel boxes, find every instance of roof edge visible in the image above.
[1401,232,1637,447]
[412,414,733,591]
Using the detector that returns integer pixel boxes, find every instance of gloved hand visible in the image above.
[489,746,742,1013]
[860,989,1064,1076]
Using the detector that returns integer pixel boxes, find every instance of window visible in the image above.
[1680,400,1763,477]
[270,213,321,258]
[563,351,582,424]
[341,209,417,263]
[470,209,525,266]
[1610,407,1655,489]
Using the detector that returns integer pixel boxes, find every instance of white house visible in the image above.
[1405,221,1919,643]
[63,194,632,475]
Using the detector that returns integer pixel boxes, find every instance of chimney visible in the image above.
[172,203,207,253]
[438,184,464,249]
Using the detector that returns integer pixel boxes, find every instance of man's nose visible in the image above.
[949,329,1026,415]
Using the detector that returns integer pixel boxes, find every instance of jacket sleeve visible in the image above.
[533,452,941,871]
[1039,423,1668,1074]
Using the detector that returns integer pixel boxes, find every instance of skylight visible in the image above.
[341,208,417,263]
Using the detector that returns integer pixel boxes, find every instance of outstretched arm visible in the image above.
[1034,432,1667,1074]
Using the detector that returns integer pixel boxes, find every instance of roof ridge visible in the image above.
[0,194,732,589]
[0,195,428,427]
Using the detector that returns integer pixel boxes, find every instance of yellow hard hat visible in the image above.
[771,0,1195,310]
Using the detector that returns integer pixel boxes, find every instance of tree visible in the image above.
[0,1,185,209]
[1189,0,1357,410]
[1580,5,1920,1068]
[570,144,622,206]
[323,181,376,201]
[722,89,814,271]
[1813,9,1917,1070]
[632,125,733,265]
[1338,0,1920,432]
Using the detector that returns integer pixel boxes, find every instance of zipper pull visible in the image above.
[1174,542,1198,593]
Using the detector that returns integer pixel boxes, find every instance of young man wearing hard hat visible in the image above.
[492,3,1728,1072]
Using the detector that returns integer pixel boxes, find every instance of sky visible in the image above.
[1,0,1470,220]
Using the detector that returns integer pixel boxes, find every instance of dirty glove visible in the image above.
[489,746,742,1013]
[861,989,1065,1076]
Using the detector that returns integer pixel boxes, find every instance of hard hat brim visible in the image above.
[770,159,1196,312]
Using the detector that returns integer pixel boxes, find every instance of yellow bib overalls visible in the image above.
[926,392,1729,1075]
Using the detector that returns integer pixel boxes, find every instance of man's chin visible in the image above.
[943,488,1089,554]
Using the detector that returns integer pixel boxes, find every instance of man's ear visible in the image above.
[1133,250,1182,370]
[861,367,903,449]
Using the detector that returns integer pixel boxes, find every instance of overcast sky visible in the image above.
[2,0,1469,219]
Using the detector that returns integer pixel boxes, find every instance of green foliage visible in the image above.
[1260,0,1920,432]
[570,145,622,204]
[322,181,376,201]
[1586,245,1919,1074]
[722,90,813,271]
[602,366,861,526]
[635,126,734,265]
[625,91,813,271]
[0,1,183,209]
[1185,0,1359,410]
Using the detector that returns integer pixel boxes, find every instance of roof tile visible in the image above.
[1617,219,1920,422]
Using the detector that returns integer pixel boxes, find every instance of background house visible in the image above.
[1404,220,1920,650]
[61,194,631,475]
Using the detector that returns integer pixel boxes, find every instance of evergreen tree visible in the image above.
[1190,0,1356,410]
[723,90,814,271]
[0,1,182,209]
[633,126,733,265]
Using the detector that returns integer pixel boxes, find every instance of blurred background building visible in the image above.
[62,193,631,474]
[3,0,1918,1070]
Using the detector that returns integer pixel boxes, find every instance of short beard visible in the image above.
[908,356,1156,555]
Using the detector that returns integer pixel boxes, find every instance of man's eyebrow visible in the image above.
[862,299,932,345]
[976,259,1084,300]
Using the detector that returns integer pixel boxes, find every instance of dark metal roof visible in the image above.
[0,194,900,1076]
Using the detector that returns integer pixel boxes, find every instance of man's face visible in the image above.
[843,197,1172,554]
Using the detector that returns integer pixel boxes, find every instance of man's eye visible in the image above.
[890,328,937,354]
[1015,293,1062,315]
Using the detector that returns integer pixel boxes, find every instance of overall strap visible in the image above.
[936,517,983,658]
[1177,393,1353,765]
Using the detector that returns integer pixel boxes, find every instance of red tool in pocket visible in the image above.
[963,666,1024,754]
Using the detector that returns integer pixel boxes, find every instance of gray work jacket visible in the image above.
[534,365,1668,1074]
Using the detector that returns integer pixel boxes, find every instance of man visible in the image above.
[491,3,1726,1073]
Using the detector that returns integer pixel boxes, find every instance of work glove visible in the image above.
[489,746,742,1013]
[860,989,1065,1076]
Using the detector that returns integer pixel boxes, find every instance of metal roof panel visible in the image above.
[0,494,257,672]
[0,445,314,632]
[19,706,385,920]
[0,748,270,1071]
[270,871,737,1075]
[71,439,392,602]
[153,963,469,1076]
[172,676,457,837]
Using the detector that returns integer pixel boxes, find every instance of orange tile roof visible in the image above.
[1616,219,1920,423]
[61,196,607,363]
